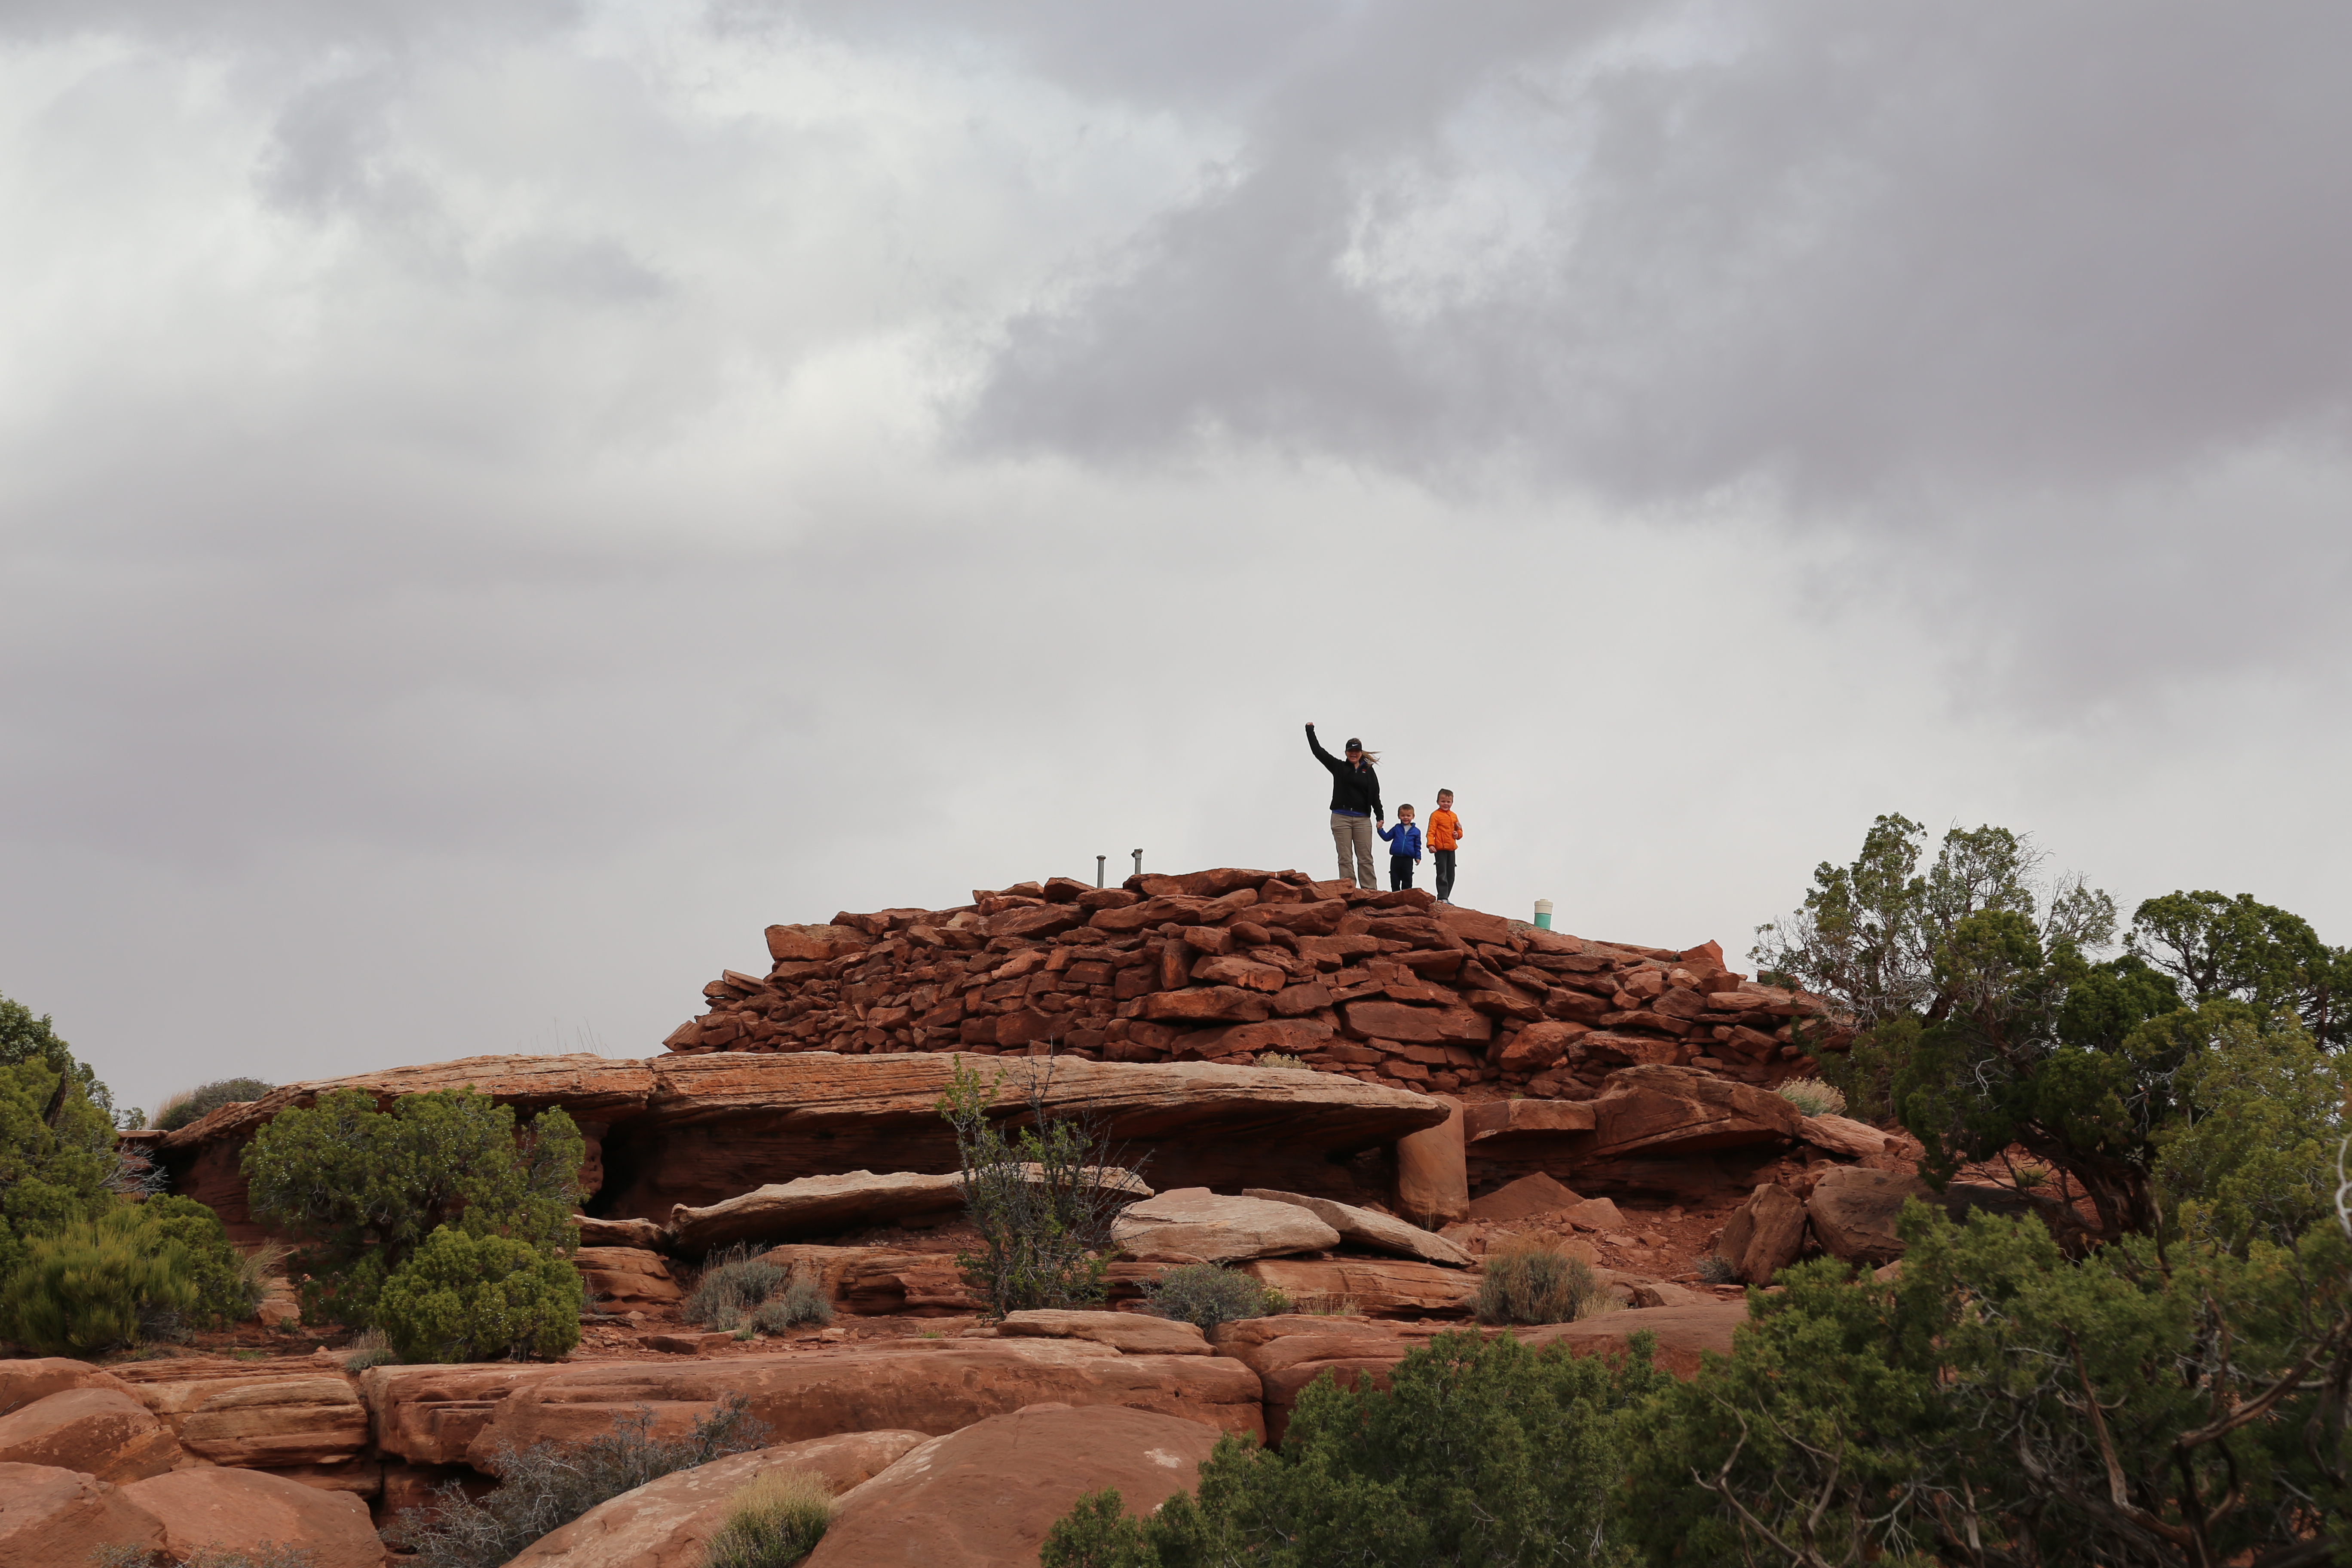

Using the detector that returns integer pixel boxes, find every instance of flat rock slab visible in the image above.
[506,1431,927,1568]
[120,1467,381,1568]
[806,1404,1222,1568]
[1239,1256,1479,1318]
[0,1462,165,1568]
[576,1215,673,1250]
[1467,1173,1584,1223]
[471,1339,1266,1465]
[0,1387,181,1483]
[1514,1302,1747,1379]
[996,1311,1211,1356]
[160,1052,1449,1227]
[1112,1188,1341,1263]
[1463,1099,1598,1151]
[671,1167,1152,1254]
[1240,1189,1473,1267]
[1588,1066,1803,1159]
[168,1376,371,1468]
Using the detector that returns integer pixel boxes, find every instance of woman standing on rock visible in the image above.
[1305,723,1383,891]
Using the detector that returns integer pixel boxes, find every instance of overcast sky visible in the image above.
[3,1,2347,1115]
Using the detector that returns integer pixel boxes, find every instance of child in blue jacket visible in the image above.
[1378,805,1423,892]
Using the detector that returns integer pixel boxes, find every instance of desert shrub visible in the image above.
[1622,1202,2352,1567]
[92,1546,318,1568]
[1692,1252,1739,1286]
[1142,1263,1279,1329]
[91,1545,318,1568]
[1470,1241,1608,1326]
[374,1226,582,1363]
[1,1207,201,1354]
[936,1056,1145,1317]
[704,1470,834,1568]
[242,1087,582,1327]
[392,1395,768,1568]
[1042,1329,1662,1566]
[1256,1054,1305,1070]
[750,1271,833,1333]
[1774,1077,1847,1118]
[341,1327,398,1370]
[136,1194,264,1327]
[154,1076,276,1132]
[0,1046,122,1287]
[683,1244,787,1328]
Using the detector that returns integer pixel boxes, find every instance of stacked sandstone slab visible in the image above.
[665,869,1838,1099]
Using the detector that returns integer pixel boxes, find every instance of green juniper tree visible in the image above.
[242,1087,584,1334]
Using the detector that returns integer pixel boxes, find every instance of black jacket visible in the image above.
[1306,725,1382,817]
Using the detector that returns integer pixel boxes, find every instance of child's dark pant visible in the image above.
[1433,849,1456,901]
[1389,855,1415,891]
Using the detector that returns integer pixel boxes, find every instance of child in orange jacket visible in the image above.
[1427,789,1463,904]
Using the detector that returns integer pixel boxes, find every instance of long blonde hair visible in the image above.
[1355,747,1380,767]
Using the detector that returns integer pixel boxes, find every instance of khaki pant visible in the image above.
[1330,813,1379,890]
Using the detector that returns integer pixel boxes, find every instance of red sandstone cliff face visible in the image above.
[665,869,1838,1099]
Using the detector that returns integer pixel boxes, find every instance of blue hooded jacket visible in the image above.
[1378,820,1423,860]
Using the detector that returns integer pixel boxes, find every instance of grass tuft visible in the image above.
[704,1470,835,1568]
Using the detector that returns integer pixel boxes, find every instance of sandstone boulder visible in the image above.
[121,1467,380,1568]
[1560,1197,1627,1232]
[1716,1183,1809,1284]
[175,1376,371,1468]
[1462,1099,1596,1153]
[575,1246,683,1309]
[1466,1172,1583,1223]
[359,1363,570,1465]
[1496,1021,1587,1072]
[0,1463,165,1568]
[1208,1316,1435,1444]
[1111,1189,1341,1264]
[1805,1167,1927,1264]
[1239,1256,1479,1318]
[995,1310,1211,1356]
[805,1403,1222,1568]
[472,1340,1265,1463]
[0,1387,181,1482]
[1240,1189,1473,1267]
[505,1431,928,1568]
[757,1244,980,1316]
[1394,1096,1468,1226]
[1514,1301,1746,1378]
[1587,1065,1803,1158]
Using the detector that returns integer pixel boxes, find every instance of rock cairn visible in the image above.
[663,869,1840,1098]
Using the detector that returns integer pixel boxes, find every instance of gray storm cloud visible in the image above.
[0,0,2346,1108]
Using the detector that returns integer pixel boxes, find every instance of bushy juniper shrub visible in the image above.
[0,1047,121,1289]
[1142,1264,1280,1330]
[1042,1330,1661,1566]
[242,1087,582,1329]
[936,1055,1145,1317]
[373,1226,582,1363]
[704,1470,834,1568]
[683,1244,787,1328]
[750,1271,833,1333]
[1774,1077,1847,1118]
[1470,1241,1609,1326]
[2,1207,201,1354]
[138,1194,265,1328]
[391,1395,769,1568]
[154,1076,276,1132]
